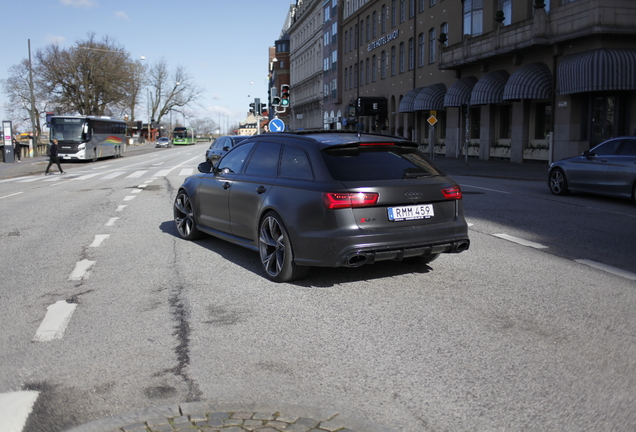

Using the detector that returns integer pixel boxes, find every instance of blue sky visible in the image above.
[1,0,293,131]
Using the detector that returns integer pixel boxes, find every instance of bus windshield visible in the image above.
[50,118,88,143]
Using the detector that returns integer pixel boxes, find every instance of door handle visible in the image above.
[223,182,230,189]
[256,186,267,194]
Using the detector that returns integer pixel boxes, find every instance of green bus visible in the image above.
[173,127,196,145]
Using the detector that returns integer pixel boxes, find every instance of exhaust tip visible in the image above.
[452,241,470,253]
[346,253,368,267]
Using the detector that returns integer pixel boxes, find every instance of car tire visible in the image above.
[549,168,569,196]
[174,190,203,240]
[258,212,309,282]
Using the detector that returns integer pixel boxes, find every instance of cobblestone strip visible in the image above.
[65,402,395,432]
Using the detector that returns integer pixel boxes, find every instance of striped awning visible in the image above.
[557,49,636,95]
[470,70,510,105]
[443,76,478,107]
[503,62,552,100]
[399,87,426,113]
[413,83,447,111]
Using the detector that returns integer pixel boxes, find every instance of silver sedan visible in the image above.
[548,137,636,202]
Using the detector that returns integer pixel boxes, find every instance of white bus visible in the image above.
[49,115,127,161]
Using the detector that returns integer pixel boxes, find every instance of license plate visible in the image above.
[388,204,434,221]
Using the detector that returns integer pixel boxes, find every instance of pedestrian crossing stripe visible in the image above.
[8,168,195,183]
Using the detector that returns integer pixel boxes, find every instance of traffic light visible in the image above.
[280,84,290,107]
[260,103,267,114]
[255,98,262,115]
[249,102,256,114]
[271,96,281,107]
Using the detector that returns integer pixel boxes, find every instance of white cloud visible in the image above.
[212,94,221,100]
[46,34,66,45]
[60,0,98,9]
[114,11,129,20]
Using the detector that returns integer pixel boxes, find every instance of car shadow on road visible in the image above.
[159,220,434,288]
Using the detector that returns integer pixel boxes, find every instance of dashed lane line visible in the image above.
[69,259,96,281]
[576,259,636,281]
[493,233,549,249]
[0,390,39,432]
[33,300,77,342]
[89,234,110,247]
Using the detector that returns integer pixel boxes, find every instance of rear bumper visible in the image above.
[288,221,469,268]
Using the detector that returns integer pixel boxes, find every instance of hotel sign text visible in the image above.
[367,30,400,52]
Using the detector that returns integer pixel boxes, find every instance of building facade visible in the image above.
[296,0,636,163]
[288,0,324,131]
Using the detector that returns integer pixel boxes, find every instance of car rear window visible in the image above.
[321,148,443,181]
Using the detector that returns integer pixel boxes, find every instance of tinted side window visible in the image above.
[218,142,255,173]
[593,140,620,156]
[280,145,314,180]
[244,142,281,177]
[618,139,636,156]
[214,138,227,149]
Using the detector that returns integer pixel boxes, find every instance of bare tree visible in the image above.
[35,33,139,116]
[146,59,203,124]
[189,117,219,138]
[1,59,49,136]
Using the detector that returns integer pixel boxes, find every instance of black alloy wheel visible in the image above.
[174,190,202,240]
[549,168,569,195]
[258,212,309,282]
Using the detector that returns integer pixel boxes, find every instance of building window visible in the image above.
[324,5,331,22]
[332,50,338,71]
[428,28,436,63]
[409,0,415,18]
[430,0,436,6]
[419,0,425,13]
[440,22,448,46]
[350,27,354,51]
[408,38,414,70]
[372,55,377,81]
[324,32,330,47]
[470,107,481,139]
[499,105,512,139]
[498,0,511,26]
[360,61,364,86]
[534,103,552,139]
[366,58,370,84]
[332,22,338,44]
[366,15,370,41]
[418,33,425,67]
[463,0,484,36]
[381,5,387,33]
[332,78,337,99]
[381,50,387,79]
[324,58,329,72]
[372,11,377,38]
[344,30,348,53]
[391,45,397,75]
[400,0,405,23]
[350,66,354,89]
[392,0,397,27]
[399,42,405,73]
[345,68,349,90]
[354,64,359,88]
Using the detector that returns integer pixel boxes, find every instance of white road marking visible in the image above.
[123,195,136,201]
[460,184,511,194]
[0,192,23,200]
[131,189,142,194]
[137,184,147,188]
[33,300,77,342]
[69,259,96,281]
[126,170,148,178]
[89,234,110,247]
[179,168,193,176]
[155,169,172,176]
[493,233,549,249]
[153,162,165,166]
[101,171,125,179]
[116,205,127,212]
[575,260,636,281]
[72,173,102,181]
[18,177,44,183]
[0,390,39,432]
[105,217,120,226]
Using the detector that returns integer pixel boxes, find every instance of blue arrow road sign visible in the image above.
[269,118,285,132]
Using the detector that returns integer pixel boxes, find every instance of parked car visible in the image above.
[156,137,172,148]
[205,135,251,164]
[548,137,636,202]
[174,131,470,282]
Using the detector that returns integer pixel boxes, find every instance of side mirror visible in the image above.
[582,150,594,158]
[222,146,230,151]
[198,161,213,173]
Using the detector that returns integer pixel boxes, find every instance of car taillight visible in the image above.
[323,192,379,209]
[441,185,462,200]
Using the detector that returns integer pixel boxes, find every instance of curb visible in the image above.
[65,401,396,432]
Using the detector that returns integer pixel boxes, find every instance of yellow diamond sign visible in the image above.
[427,115,438,126]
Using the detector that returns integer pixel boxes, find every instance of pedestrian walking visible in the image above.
[45,139,65,175]
[12,138,21,162]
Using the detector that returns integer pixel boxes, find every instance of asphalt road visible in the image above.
[1,143,635,431]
